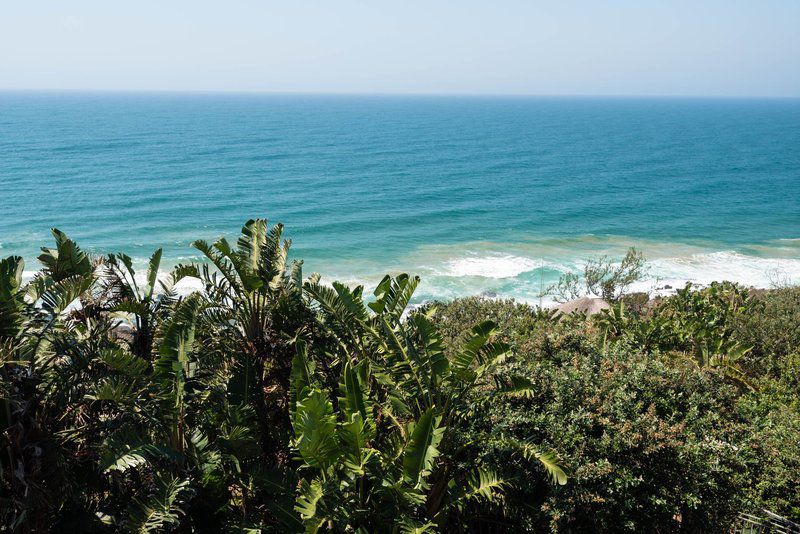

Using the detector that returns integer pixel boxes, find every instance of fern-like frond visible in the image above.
[513,439,569,485]
[122,474,194,533]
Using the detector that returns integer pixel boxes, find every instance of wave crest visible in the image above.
[443,254,542,279]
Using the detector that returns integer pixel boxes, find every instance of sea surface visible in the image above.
[1,92,799,303]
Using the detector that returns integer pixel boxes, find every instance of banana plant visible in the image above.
[2,221,571,532]
[186,219,312,460]
[645,283,756,388]
[290,341,500,532]
[104,249,195,360]
[299,274,567,529]
[0,230,101,531]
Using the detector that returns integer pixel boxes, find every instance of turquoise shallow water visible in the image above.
[1,92,799,301]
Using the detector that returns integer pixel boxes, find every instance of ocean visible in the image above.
[1,92,799,303]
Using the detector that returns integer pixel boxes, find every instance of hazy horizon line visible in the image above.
[2,87,799,100]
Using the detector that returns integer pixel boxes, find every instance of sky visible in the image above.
[1,0,799,97]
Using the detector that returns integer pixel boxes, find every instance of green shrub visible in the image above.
[548,247,647,302]
[464,339,749,532]
[438,295,800,530]
[733,286,800,378]
[736,389,800,520]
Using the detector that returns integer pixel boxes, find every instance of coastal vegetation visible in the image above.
[548,246,647,303]
[1,220,799,532]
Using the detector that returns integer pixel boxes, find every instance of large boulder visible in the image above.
[555,296,611,316]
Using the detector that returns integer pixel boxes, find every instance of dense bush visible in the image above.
[430,294,800,532]
[733,286,800,378]
[737,390,800,520]
[468,340,749,531]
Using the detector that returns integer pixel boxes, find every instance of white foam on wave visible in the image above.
[437,250,800,288]
[644,251,800,289]
[442,254,542,279]
[420,248,800,306]
[20,267,203,298]
[13,246,800,309]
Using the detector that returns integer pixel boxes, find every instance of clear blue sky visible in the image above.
[2,0,799,96]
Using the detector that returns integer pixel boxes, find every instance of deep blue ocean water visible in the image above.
[1,92,799,302]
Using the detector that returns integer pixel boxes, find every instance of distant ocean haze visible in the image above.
[1,92,799,303]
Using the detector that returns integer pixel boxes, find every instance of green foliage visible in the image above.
[549,247,647,302]
[434,293,800,531]
[292,274,563,530]
[594,282,756,388]
[0,255,26,341]
[2,222,798,532]
[737,390,800,519]
[486,343,749,531]
[734,285,800,378]
[123,474,195,533]
[0,222,563,533]
[37,228,93,282]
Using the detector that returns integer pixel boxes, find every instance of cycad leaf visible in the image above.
[450,468,506,507]
[515,440,569,485]
[122,474,194,533]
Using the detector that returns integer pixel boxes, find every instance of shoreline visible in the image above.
[17,261,800,309]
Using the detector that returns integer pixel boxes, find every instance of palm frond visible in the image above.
[513,439,569,485]
[100,428,175,473]
[122,474,194,533]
